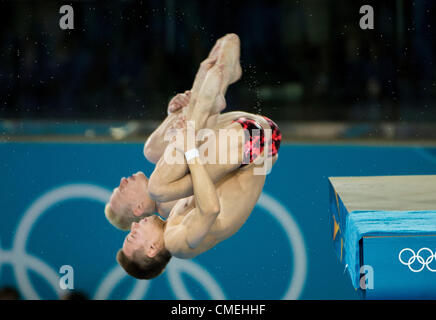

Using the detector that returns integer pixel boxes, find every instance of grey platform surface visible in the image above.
[329,175,436,212]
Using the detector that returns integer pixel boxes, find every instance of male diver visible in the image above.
[105,34,281,279]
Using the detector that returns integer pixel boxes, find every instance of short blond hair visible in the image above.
[104,203,142,231]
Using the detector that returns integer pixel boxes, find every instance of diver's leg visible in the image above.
[188,34,242,117]
[189,63,225,130]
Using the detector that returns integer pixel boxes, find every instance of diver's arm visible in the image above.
[147,123,243,203]
[184,156,220,248]
[162,142,222,252]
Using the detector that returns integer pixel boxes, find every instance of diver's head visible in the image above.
[117,216,171,279]
[105,172,156,230]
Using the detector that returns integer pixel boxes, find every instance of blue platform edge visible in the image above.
[344,210,436,288]
[329,180,352,264]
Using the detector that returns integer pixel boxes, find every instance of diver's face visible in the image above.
[109,171,154,216]
[122,216,165,258]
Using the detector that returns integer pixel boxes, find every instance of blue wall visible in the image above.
[1,142,436,300]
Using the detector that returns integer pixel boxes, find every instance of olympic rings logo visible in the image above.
[0,183,307,300]
[398,248,436,273]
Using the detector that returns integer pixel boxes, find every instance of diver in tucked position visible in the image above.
[104,34,281,279]
[105,33,244,229]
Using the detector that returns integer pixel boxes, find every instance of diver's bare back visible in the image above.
[164,162,266,259]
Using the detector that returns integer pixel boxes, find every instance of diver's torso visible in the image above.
[165,162,266,259]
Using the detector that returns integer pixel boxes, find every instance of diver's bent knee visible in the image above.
[143,141,160,164]
[147,177,167,202]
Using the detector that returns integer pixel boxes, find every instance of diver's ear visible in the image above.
[146,244,159,258]
[132,203,144,217]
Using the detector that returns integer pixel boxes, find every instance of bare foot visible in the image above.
[199,63,224,103]
[216,34,242,86]
[191,56,218,102]
[193,34,242,96]
[208,38,222,59]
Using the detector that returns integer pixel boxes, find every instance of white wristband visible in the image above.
[185,148,200,162]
